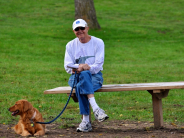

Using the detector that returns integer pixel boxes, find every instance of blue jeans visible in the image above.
[68,70,103,115]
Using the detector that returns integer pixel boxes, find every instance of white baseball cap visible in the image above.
[72,19,87,30]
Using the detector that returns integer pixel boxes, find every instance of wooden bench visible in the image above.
[44,81,184,128]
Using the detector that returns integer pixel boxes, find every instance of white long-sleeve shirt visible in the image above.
[64,36,104,74]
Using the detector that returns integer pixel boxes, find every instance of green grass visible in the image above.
[0,0,184,127]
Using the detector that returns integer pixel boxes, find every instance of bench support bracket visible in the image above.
[148,89,170,128]
[67,93,78,102]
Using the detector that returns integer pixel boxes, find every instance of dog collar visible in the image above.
[31,111,36,120]
[30,111,36,127]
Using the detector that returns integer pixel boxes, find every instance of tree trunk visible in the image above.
[75,0,101,29]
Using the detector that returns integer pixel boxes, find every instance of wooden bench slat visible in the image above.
[44,82,184,94]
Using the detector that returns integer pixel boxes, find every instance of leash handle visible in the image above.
[36,71,77,124]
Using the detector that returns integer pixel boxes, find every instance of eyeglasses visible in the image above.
[74,27,85,31]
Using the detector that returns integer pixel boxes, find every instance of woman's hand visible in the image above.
[72,68,77,74]
[72,64,90,74]
[80,64,90,71]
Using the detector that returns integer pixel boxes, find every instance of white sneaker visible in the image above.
[94,108,109,122]
[76,120,92,132]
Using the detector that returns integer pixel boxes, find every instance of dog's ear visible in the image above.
[23,100,33,112]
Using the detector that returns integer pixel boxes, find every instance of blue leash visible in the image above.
[36,71,77,124]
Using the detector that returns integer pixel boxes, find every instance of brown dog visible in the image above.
[9,99,45,136]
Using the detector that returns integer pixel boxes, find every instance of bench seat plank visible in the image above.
[44,82,184,94]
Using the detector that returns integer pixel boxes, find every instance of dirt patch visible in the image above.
[1,120,184,138]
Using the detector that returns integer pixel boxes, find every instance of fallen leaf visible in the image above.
[145,127,150,131]
[149,123,154,126]
[171,123,177,127]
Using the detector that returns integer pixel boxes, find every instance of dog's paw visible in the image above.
[21,132,32,137]
[34,131,45,136]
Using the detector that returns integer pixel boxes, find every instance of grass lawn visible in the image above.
[0,0,184,127]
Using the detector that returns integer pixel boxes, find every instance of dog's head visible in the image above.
[9,99,33,116]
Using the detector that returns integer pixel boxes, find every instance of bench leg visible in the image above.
[148,90,169,128]
[152,93,163,128]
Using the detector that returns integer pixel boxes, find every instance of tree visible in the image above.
[75,0,101,29]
